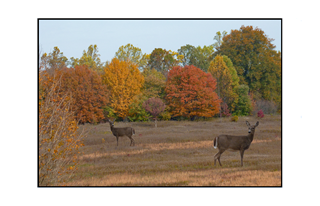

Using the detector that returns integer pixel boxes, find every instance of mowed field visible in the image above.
[66,115,281,186]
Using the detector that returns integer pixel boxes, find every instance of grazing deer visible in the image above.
[213,121,259,167]
[106,119,136,146]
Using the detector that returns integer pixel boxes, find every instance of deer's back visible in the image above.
[112,127,133,136]
[218,135,252,151]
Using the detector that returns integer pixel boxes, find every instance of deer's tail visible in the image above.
[132,128,135,136]
[213,136,218,149]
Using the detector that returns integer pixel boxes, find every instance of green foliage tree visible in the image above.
[216,25,281,104]
[147,48,180,76]
[69,44,103,73]
[142,68,166,98]
[213,31,227,50]
[233,85,252,116]
[127,94,151,122]
[178,44,214,72]
[115,43,148,70]
[178,44,197,66]
[222,55,239,88]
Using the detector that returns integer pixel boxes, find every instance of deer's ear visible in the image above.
[246,121,250,126]
[255,121,259,127]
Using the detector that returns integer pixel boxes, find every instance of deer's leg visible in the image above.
[116,136,119,146]
[214,150,224,166]
[214,151,220,166]
[217,150,225,166]
[240,149,245,167]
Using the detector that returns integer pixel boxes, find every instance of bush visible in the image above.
[257,109,265,118]
[39,73,85,186]
[231,115,239,122]
[158,111,171,121]
[221,102,231,117]
[127,94,151,122]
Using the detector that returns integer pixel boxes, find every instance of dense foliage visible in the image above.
[216,25,281,104]
[165,65,221,120]
[102,58,144,119]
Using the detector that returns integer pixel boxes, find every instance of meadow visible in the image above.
[66,115,281,186]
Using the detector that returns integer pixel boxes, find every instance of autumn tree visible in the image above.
[222,55,239,89]
[127,94,151,122]
[143,97,166,127]
[115,43,148,70]
[39,72,85,186]
[178,44,214,72]
[69,44,104,73]
[208,55,238,116]
[102,58,144,120]
[142,68,166,98]
[147,48,182,77]
[165,65,221,120]
[212,31,228,50]
[216,25,281,103]
[178,44,197,66]
[40,46,68,72]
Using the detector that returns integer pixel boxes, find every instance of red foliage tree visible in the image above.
[165,65,221,120]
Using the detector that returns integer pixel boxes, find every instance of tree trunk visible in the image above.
[154,118,157,128]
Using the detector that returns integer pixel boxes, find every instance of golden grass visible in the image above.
[65,115,281,186]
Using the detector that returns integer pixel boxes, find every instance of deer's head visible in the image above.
[107,119,115,127]
[246,121,259,134]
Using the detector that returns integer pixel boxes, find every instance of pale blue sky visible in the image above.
[39,19,281,64]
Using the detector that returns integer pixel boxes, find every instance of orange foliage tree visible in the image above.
[102,58,144,119]
[56,65,109,124]
[165,65,221,120]
[39,71,85,186]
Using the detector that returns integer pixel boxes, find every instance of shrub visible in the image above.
[39,73,85,186]
[128,94,151,122]
[158,111,171,121]
[231,115,239,122]
[221,102,231,117]
[257,109,265,118]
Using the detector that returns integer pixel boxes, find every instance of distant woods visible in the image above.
[39,25,281,124]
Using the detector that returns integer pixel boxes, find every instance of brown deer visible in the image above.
[213,121,259,167]
[107,119,136,146]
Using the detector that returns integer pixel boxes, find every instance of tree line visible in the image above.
[39,25,281,124]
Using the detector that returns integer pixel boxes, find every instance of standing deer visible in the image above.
[213,121,259,167]
[107,119,136,146]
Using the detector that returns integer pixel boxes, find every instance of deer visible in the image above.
[106,119,136,146]
[213,121,259,167]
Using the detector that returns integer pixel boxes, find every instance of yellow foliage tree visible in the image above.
[208,55,238,115]
[102,58,144,119]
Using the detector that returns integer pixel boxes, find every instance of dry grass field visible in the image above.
[66,115,281,186]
